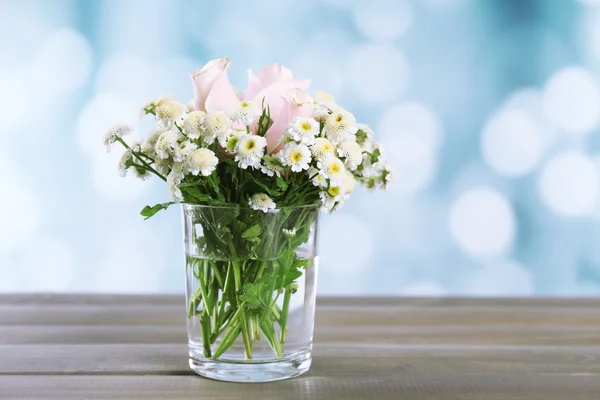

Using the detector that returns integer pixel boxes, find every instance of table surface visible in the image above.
[1,295,599,399]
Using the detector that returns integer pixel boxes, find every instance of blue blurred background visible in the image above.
[2,0,600,296]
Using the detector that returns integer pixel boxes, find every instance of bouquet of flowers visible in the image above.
[104,58,391,362]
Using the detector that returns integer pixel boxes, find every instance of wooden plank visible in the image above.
[2,344,600,375]
[2,325,600,346]
[3,303,600,326]
[1,375,599,400]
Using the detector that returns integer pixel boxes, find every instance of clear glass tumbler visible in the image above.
[182,204,319,382]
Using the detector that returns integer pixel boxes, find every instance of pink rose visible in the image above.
[190,58,232,112]
[191,60,312,154]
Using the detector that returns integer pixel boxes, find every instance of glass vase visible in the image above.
[182,204,320,382]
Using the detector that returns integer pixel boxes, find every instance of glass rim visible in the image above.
[181,203,321,211]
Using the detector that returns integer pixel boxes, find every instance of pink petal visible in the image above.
[252,79,312,116]
[265,100,291,154]
[243,69,263,101]
[257,63,294,87]
[204,73,241,113]
[191,58,230,112]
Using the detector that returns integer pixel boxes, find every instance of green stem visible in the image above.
[200,311,212,357]
[115,137,166,181]
[279,285,292,344]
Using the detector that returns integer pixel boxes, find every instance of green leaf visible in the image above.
[140,202,174,220]
[355,129,368,145]
[276,176,288,191]
[242,224,262,239]
[182,186,211,202]
[262,155,284,167]
[240,282,267,310]
[283,269,303,287]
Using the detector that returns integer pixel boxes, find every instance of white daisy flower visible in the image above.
[336,140,363,171]
[317,156,346,184]
[118,149,132,177]
[168,162,186,186]
[361,154,386,179]
[202,111,232,145]
[218,129,245,150]
[133,166,151,180]
[308,167,327,188]
[319,185,344,212]
[282,227,297,237]
[187,148,219,176]
[380,165,393,190]
[260,157,284,177]
[186,99,195,113]
[103,123,132,153]
[248,193,276,213]
[280,143,311,172]
[167,178,183,203]
[355,123,375,150]
[235,135,267,169]
[141,127,164,157]
[285,117,319,145]
[230,100,260,126]
[343,170,356,195]
[182,111,206,140]
[155,100,186,128]
[155,157,172,175]
[155,129,183,159]
[173,141,198,163]
[310,137,336,160]
[323,110,358,144]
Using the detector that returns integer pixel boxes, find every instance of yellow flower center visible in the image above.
[301,122,312,131]
[335,115,343,123]
[245,140,255,150]
[291,151,303,162]
[330,163,340,173]
[328,186,340,197]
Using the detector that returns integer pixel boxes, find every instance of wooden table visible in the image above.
[1,295,599,399]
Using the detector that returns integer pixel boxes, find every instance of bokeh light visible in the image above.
[467,260,534,296]
[481,108,542,177]
[449,187,516,258]
[539,151,600,217]
[352,0,413,41]
[542,67,600,135]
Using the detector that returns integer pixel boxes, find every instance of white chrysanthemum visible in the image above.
[311,137,336,160]
[141,127,164,157]
[186,99,195,113]
[282,227,297,237]
[202,111,232,145]
[118,149,132,177]
[355,123,375,150]
[103,123,132,152]
[155,100,186,128]
[230,100,260,126]
[133,165,151,180]
[167,178,183,203]
[173,141,198,163]
[320,185,344,212]
[168,162,186,185]
[248,193,276,213]
[155,129,182,159]
[155,157,172,175]
[235,135,267,169]
[187,148,219,176]
[323,110,358,144]
[343,170,356,195]
[182,111,206,139]
[280,143,311,172]
[361,154,386,179]
[380,165,393,190]
[336,140,363,171]
[260,157,284,177]
[218,129,245,150]
[285,117,319,145]
[308,167,328,188]
[317,156,346,184]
